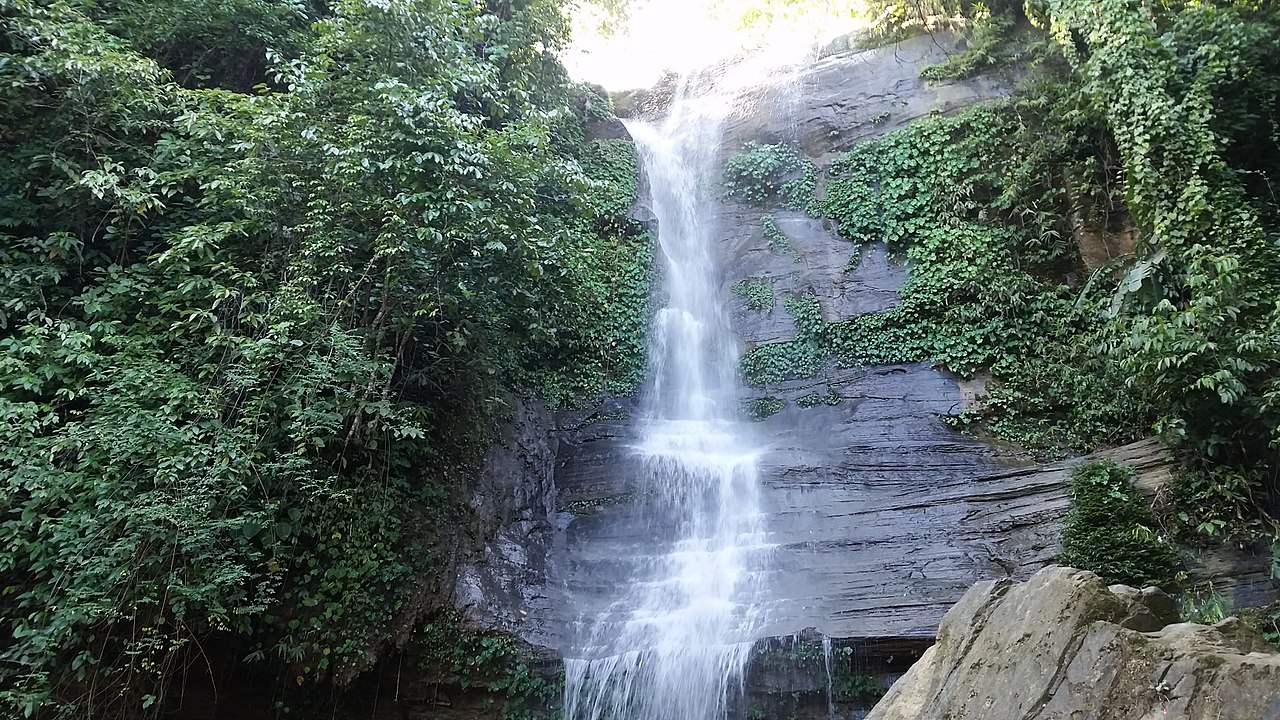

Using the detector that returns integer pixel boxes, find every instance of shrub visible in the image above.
[1060,460,1180,587]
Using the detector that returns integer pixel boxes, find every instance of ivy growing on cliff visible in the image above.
[1045,0,1280,468]
[723,142,817,211]
[860,0,1027,59]
[411,613,562,720]
[761,214,802,261]
[740,102,1149,457]
[918,4,1024,81]
[858,0,1280,466]
[742,395,787,421]
[741,0,1280,532]
[732,278,775,312]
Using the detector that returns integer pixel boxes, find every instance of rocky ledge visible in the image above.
[868,566,1280,720]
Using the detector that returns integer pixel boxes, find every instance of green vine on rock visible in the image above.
[579,138,639,219]
[796,388,841,408]
[919,6,1022,81]
[742,102,1150,456]
[732,278,775,312]
[724,142,817,211]
[741,339,822,387]
[761,214,802,261]
[742,395,787,421]
[413,614,561,720]
[1047,0,1280,466]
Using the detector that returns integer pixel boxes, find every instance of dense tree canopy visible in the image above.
[1,0,646,715]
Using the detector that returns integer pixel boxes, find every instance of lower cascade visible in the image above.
[561,70,773,720]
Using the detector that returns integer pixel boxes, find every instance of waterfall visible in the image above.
[561,69,773,720]
[822,635,835,720]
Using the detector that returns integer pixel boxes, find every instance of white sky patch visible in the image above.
[562,0,868,91]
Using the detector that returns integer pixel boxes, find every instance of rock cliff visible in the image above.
[722,32,1016,159]
[454,31,1275,660]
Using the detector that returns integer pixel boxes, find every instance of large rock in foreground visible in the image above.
[869,566,1280,720]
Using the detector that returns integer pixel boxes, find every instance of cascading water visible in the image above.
[562,69,773,720]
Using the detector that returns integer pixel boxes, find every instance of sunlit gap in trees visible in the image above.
[562,0,868,90]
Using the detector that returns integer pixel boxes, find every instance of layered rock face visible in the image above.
[867,566,1280,720]
[452,398,563,650]
[722,32,1016,159]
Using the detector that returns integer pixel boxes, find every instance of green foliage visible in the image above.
[818,0,1280,500]
[567,492,634,515]
[1238,602,1280,647]
[741,295,827,387]
[740,339,821,387]
[752,639,886,705]
[744,101,1150,455]
[1060,461,1180,587]
[94,0,323,91]
[761,215,801,261]
[919,6,1021,81]
[861,0,1025,47]
[0,0,647,716]
[1167,465,1274,544]
[833,672,886,701]
[1047,0,1280,466]
[1179,582,1228,625]
[732,278,775,312]
[742,395,787,421]
[822,104,1025,251]
[796,388,841,408]
[723,142,816,210]
[413,615,561,720]
[579,138,640,218]
[947,354,1149,459]
[712,0,862,44]
[516,224,653,408]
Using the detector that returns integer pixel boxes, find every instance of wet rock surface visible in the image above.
[741,631,929,720]
[460,387,1276,654]
[719,208,908,347]
[866,566,1280,720]
[547,417,1275,648]
[451,398,564,648]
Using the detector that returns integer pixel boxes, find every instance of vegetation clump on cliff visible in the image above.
[735,104,1150,457]
[723,141,817,211]
[1060,460,1179,587]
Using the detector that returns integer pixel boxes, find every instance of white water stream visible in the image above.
[562,68,778,720]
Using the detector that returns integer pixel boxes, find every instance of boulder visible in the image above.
[867,566,1280,720]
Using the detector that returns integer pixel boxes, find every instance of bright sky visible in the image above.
[561,0,867,91]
